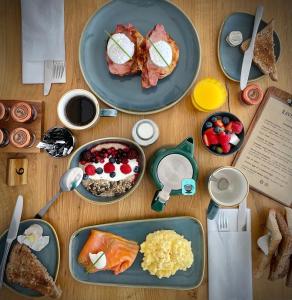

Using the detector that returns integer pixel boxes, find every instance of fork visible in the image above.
[218,212,229,232]
[44,60,65,96]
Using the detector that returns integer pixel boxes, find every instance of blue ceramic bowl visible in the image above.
[218,12,280,82]
[79,0,201,114]
[69,216,205,289]
[68,137,146,204]
[0,219,60,298]
[201,112,245,156]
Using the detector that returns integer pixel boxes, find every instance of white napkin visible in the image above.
[208,209,253,300]
[21,0,66,84]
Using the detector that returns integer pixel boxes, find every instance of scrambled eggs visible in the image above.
[140,230,194,278]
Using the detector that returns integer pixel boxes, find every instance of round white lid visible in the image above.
[132,119,159,146]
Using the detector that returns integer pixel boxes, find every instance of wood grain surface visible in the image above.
[0,0,292,299]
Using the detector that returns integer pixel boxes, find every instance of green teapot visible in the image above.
[149,137,199,212]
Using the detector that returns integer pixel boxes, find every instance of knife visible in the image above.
[240,5,264,90]
[237,197,247,231]
[0,195,23,288]
[44,60,53,96]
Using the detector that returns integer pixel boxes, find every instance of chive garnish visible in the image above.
[105,30,132,60]
[148,38,170,67]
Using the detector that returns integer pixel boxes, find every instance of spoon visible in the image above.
[35,167,83,219]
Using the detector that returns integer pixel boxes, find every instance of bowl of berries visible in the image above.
[201,112,244,156]
[68,137,146,204]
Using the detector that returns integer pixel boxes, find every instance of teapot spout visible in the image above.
[177,137,194,156]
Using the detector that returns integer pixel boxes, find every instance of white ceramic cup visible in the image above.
[207,166,249,219]
[57,89,117,130]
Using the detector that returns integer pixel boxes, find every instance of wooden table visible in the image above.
[0,0,292,299]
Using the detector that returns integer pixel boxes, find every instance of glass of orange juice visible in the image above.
[191,78,227,112]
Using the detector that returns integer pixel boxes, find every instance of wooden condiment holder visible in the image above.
[0,100,44,153]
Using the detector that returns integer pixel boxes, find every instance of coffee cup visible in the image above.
[207,166,249,219]
[57,89,117,130]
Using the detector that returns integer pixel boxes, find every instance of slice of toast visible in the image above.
[241,19,278,81]
[5,243,62,298]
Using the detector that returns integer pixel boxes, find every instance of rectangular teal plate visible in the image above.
[69,216,205,289]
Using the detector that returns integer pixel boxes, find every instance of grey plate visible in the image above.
[79,0,201,114]
[68,137,146,204]
[218,12,280,82]
[0,219,60,298]
[69,216,205,289]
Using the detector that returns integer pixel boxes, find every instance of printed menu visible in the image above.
[234,88,292,207]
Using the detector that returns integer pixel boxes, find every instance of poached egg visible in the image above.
[149,40,172,68]
[107,33,135,64]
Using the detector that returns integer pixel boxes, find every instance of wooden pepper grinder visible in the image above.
[7,158,28,186]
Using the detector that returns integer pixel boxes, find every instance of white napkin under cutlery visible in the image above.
[21,0,66,85]
[208,209,253,300]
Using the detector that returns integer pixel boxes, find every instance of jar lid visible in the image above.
[132,119,159,146]
[11,102,32,123]
[10,127,32,148]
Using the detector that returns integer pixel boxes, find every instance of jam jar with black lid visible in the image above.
[0,102,10,121]
[0,128,9,147]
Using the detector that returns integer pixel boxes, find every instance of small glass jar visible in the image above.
[0,128,10,147]
[10,127,35,148]
[0,102,10,121]
[10,102,37,123]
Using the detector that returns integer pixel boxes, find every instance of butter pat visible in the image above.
[107,33,134,64]
[226,31,243,47]
[149,40,172,67]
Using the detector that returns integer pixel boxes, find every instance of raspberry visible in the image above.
[85,164,96,176]
[120,164,132,174]
[128,149,138,159]
[222,143,231,153]
[82,150,92,161]
[232,121,243,134]
[121,158,129,164]
[218,132,231,145]
[104,162,115,173]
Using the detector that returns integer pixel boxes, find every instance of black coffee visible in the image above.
[65,96,96,126]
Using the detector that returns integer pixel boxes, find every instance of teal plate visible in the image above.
[69,216,205,289]
[68,137,146,205]
[0,219,60,297]
[218,12,280,82]
[79,0,201,114]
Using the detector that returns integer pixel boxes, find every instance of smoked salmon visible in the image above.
[78,230,139,275]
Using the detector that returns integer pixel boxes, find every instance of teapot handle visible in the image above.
[151,189,170,212]
[177,137,194,155]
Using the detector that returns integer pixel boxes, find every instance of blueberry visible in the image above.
[109,157,115,163]
[116,159,121,164]
[216,146,223,154]
[110,172,116,178]
[214,126,221,133]
[134,166,140,173]
[205,121,213,129]
[122,152,127,157]
[222,116,230,125]
[211,116,217,123]
[83,174,89,180]
[210,145,217,152]
[96,167,103,174]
